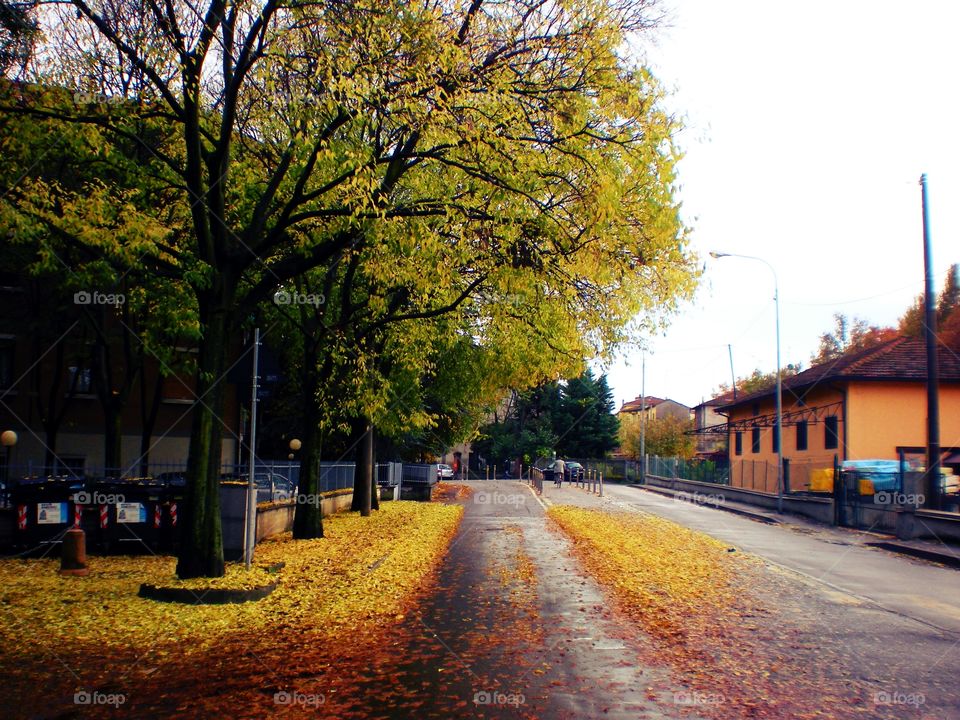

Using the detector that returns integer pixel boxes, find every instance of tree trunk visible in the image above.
[176,301,230,579]
[292,369,324,538]
[370,425,379,511]
[103,403,122,475]
[352,421,373,516]
[139,370,164,477]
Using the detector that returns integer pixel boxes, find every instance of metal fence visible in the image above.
[0,459,394,497]
[642,456,730,485]
[566,458,642,484]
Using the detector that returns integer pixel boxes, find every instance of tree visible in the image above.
[8,0,696,576]
[618,412,694,459]
[899,263,959,338]
[715,364,802,398]
[0,1,37,74]
[554,370,619,458]
[810,313,897,366]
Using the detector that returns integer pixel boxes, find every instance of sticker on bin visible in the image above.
[116,502,147,523]
[38,502,68,525]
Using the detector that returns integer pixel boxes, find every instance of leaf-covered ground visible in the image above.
[0,501,462,718]
[548,506,885,719]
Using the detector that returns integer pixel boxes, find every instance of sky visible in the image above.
[599,0,960,410]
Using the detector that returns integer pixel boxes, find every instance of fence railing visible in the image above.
[642,455,838,496]
[0,460,402,496]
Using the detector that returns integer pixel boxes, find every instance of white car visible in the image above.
[437,464,455,480]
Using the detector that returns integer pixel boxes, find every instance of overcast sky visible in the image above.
[600,0,960,409]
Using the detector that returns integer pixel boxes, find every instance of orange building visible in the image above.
[716,338,960,493]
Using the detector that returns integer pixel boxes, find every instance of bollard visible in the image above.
[599,472,604,497]
[60,527,89,576]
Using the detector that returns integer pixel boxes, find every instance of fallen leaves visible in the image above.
[0,501,463,718]
[547,506,882,720]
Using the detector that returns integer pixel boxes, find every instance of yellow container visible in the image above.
[809,468,834,493]
[859,478,875,496]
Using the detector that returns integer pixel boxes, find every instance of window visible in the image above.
[68,366,92,394]
[751,427,761,454]
[796,421,808,451]
[0,338,14,389]
[825,416,839,450]
[735,431,743,456]
[772,422,779,453]
[54,457,85,478]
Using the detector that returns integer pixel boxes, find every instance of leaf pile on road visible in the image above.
[0,501,462,718]
[432,481,473,501]
[549,506,878,719]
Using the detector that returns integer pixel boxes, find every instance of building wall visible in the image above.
[726,386,845,491]
[695,404,728,454]
[846,381,960,460]
[653,400,692,422]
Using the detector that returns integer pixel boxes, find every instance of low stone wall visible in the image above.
[896,509,960,543]
[255,488,355,542]
[643,475,836,525]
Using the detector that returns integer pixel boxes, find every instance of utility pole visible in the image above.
[640,353,646,483]
[728,344,737,401]
[920,174,941,508]
[243,328,260,568]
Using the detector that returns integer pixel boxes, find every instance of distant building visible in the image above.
[692,390,736,456]
[618,395,691,422]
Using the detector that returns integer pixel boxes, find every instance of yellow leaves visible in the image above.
[0,502,463,670]
[547,506,739,640]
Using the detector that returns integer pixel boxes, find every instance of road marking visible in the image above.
[526,484,547,511]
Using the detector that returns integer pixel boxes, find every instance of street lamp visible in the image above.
[288,438,301,461]
[1,430,17,486]
[710,251,784,514]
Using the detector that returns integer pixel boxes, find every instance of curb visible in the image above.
[628,484,782,525]
[864,541,960,570]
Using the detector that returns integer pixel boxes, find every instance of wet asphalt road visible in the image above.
[544,480,960,719]
[329,480,707,719]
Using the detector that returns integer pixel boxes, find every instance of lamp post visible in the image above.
[710,251,784,514]
[1,430,17,486]
[288,437,301,461]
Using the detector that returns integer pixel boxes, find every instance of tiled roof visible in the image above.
[719,337,960,411]
[619,395,664,413]
[694,389,738,409]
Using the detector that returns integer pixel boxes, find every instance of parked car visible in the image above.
[219,470,294,502]
[437,464,455,480]
[565,461,584,483]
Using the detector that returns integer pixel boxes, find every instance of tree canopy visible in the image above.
[2,0,698,576]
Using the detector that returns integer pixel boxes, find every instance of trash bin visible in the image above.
[9,476,85,553]
[93,478,165,552]
[158,473,186,553]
